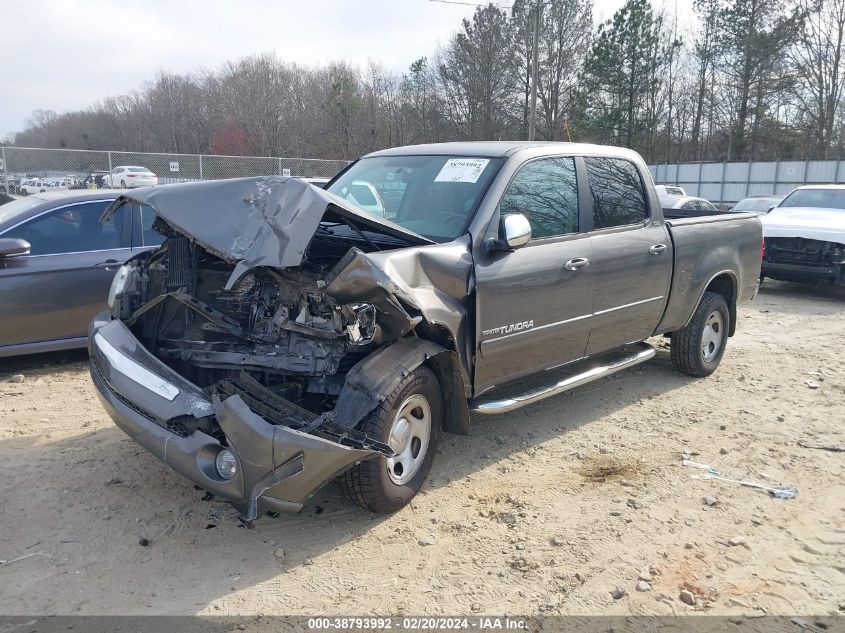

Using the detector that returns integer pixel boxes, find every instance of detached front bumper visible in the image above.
[88,312,379,519]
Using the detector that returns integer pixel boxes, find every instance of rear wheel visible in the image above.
[671,291,729,377]
[120,179,127,188]
[339,365,441,513]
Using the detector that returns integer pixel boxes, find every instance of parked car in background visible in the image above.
[660,195,720,218]
[65,175,85,189]
[88,142,762,520]
[85,171,111,189]
[656,184,686,197]
[335,179,387,217]
[761,185,845,287]
[102,166,158,188]
[729,195,784,214]
[2,175,21,195]
[19,179,49,195]
[0,190,163,357]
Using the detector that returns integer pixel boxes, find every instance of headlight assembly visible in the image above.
[108,264,137,318]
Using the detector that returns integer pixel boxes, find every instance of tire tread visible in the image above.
[671,291,728,377]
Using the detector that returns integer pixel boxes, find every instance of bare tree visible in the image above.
[790,0,845,158]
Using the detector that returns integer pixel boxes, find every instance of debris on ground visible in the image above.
[636,580,651,592]
[684,460,798,499]
[798,441,845,453]
[273,547,285,559]
[679,590,696,606]
[0,552,49,567]
[610,587,627,600]
[8,374,24,383]
[138,538,150,547]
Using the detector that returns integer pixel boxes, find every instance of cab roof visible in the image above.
[364,141,644,161]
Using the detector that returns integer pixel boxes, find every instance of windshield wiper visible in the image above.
[316,222,342,235]
[343,218,382,251]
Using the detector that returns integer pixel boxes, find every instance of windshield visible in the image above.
[0,196,43,225]
[734,197,777,212]
[326,155,503,241]
[779,188,845,210]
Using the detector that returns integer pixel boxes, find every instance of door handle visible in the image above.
[649,244,667,255]
[95,260,120,270]
[564,257,590,271]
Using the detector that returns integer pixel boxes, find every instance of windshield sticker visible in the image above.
[434,158,490,183]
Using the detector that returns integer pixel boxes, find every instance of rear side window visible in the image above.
[500,157,579,238]
[584,157,648,229]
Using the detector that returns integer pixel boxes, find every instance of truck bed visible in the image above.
[656,212,763,335]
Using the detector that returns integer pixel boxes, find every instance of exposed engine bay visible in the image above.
[115,223,385,419]
[764,237,845,269]
[763,236,845,285]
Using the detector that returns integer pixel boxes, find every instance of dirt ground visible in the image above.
[0,279,843,617]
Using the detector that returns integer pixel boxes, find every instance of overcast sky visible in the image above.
[2,0,693,140]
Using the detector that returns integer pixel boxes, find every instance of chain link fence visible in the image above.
[0,147,350,193]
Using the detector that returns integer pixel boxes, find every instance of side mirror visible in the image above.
[0,238,31,258]
[485,213,531,253]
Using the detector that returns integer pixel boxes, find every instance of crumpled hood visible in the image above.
[104,176,432,284]
[762,206,845,242]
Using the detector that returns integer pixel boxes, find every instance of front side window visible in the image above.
[584,157,649,229]
[326,155,503,241]
[3,201,124,255]
[500,157,579,239]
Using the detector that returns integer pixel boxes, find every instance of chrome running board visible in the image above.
[470,342,655,415]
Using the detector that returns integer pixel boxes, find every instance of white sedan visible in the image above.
[102,166,158,188]
[19,179,49,195]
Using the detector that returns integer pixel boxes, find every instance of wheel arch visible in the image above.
[698,271,738,336]
[334,335,472,436]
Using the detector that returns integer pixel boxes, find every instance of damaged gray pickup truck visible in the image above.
[88,142,763,521]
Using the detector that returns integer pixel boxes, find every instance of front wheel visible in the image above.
[339,365,441,513]
[670,291,729,377]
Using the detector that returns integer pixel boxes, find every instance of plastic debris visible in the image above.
[683,459,797,499]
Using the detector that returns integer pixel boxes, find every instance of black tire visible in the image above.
[20,189,28,196]
[339,365,442,513]
[671,291,730,377]
[120,180,127,188]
